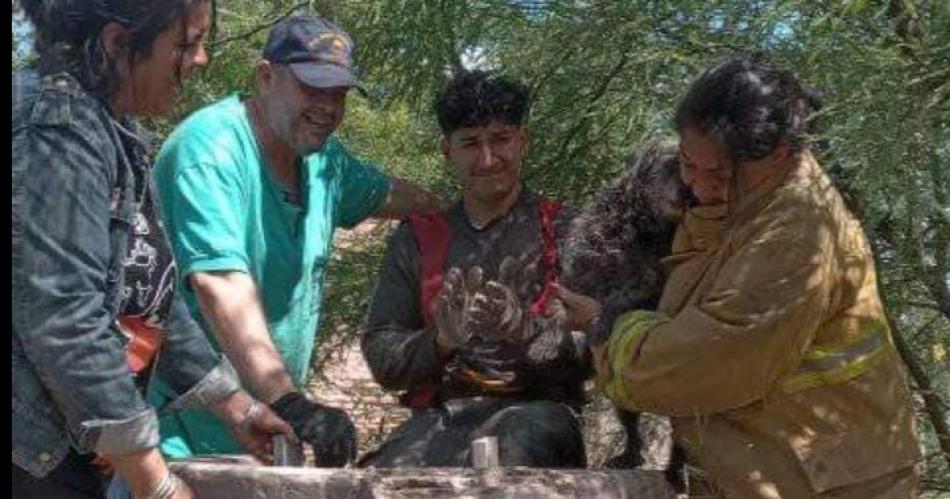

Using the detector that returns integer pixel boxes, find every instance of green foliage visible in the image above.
[332,0,950,488]
[13,0,946,489]
[311,227,388,375]
[183,0,948,486]
[336,96,450,192]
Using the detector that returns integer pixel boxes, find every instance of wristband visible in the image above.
[140,471,180,499]
[230,399,263,432]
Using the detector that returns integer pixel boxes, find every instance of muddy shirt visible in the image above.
[362,189,589,406]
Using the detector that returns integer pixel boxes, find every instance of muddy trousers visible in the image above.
[359,397,586,468]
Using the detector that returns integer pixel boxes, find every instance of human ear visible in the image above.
[440,136,451,162]
[519,127,530,157]
[99,22,129,59]
[255,60,277,93]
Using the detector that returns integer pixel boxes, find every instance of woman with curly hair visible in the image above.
[558,54,919,498]
[12,1,293,497]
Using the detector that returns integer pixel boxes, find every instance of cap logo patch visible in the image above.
[308,33,350,64]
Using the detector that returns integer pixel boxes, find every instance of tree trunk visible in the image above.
[878,284,950,469]
[871,0,950,466]
[834,171,950,469]
[850,193,950,469]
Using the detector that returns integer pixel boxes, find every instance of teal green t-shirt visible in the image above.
[150,93,390,457]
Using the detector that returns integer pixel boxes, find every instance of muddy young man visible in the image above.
[359,69,590,467]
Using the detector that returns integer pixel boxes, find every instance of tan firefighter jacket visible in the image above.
[593,152,919,498]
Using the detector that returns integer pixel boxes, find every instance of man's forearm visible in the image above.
[208,389,258,427]
[374,177,446,218]
[361,326,443,391]
[190,271,295,404]
[103,448,171,498]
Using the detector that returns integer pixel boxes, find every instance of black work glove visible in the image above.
[269,392,356,467]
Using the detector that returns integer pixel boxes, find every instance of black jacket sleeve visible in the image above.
[361,221,443,391]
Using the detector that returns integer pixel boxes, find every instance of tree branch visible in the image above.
[438,0,463,72]
[889,299,946,314]
[884,295,950,468]
[908,315,943,344]
[913,215,950,326]
[848,169,950,469]
[870,238,950,470]
[553,47,631,165]
[210,1,311,48]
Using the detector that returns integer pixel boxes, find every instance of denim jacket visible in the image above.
[11,70,242,478]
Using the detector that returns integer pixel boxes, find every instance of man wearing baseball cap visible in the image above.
[150,14,444,465]
[264,14,364,89]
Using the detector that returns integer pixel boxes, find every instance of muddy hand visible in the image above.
[218,390,297,464]
[460,265,488,339]
[468,280,523,343]
[433,267,470,353]
[554,284,603,332]
[237,403,296,464]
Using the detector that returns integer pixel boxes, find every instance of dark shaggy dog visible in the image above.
[561,137,691,337]
[560,137,692,490]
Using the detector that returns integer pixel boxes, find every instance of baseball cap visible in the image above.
[262,15,362,90]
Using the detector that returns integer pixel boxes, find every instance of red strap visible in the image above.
[400,379,440,409]
[407,213,453,327]
[530,198,562,317]
[402,212,452,408]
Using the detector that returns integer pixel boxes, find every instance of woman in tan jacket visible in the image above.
[559,54,919,498]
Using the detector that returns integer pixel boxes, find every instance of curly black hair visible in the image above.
[433,69,531,136]
[20,0,216,100]
[673,53,822,161]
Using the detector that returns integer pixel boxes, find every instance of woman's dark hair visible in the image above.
[434,69,531,136]
[20,0,216,99]
[673,53,822,161]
